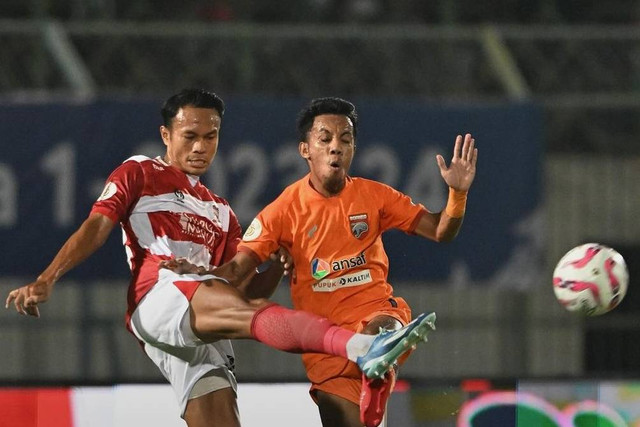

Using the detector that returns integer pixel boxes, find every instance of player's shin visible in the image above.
[250,304,370,358]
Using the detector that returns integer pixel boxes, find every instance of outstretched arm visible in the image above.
[5,212,115,317]
[414,133,478,242]
[239,248,293,299]
[159,248,292,300]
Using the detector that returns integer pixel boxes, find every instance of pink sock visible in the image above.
[250,304,354,358]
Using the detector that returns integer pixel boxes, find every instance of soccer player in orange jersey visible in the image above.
[211,97,478,427]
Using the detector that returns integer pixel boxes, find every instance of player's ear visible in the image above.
[299,141,310,159]
[160,126,170,146]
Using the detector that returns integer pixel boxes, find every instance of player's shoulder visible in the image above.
[202,187,232,206]
[120,155,174,175]
[256,177,304,218]
[348,176,405,203]
[350,176,394,191]
[123,155,152,164]
[122,155,166,167]
[273,176,306,202]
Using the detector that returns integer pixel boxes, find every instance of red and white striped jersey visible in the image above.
[91,155,241,322]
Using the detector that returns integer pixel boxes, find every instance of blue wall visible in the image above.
[0,97,542,283]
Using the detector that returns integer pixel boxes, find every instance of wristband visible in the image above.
[445,188,467,218]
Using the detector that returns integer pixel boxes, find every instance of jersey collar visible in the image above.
[155,156,200,187]
[303,173,352,199]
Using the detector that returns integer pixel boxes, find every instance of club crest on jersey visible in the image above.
[174,189,185,202]
[349,213,369,239]
[311,258,331,280]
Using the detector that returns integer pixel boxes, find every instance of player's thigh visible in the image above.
[316,390,361,427]
[184,386,240,427]
[189,278,271,342]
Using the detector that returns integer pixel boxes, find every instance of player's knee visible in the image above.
[247,297,273,310]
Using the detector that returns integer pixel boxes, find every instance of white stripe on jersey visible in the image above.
[149,235,211,267]
[129,211,212,267]
[129,212,156,249]
[135,193,230,231]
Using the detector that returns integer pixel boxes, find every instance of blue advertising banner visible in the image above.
[0,97,542,284]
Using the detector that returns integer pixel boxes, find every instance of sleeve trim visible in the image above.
[408,209,429,234]
[90,206,120,224]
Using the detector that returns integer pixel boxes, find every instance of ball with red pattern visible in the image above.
[553,243,628,316]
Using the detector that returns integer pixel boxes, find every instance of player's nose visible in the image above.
[329,137,342,154]
[192,138,206,153]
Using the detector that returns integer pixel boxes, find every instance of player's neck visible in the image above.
[308,176,346,198]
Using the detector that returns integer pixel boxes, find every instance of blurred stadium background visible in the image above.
[0,1,639,426]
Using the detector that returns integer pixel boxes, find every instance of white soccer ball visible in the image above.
[553,243,629,316]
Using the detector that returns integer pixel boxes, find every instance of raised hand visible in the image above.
[436,133,478,192]
[5,280,53,318]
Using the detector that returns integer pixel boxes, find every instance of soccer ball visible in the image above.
[553,243,629,316]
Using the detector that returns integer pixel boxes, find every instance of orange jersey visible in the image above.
[239,174,427,324]
[239,174,427,400]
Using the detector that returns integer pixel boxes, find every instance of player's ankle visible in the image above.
[346,333,376,362]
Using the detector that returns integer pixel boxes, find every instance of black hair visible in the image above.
[161,88,225,127]
[296,97,358,142]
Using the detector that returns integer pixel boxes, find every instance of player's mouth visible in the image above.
[329,160,342,170]
[188,158,208,168]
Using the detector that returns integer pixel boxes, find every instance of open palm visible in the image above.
[436,133,478,192]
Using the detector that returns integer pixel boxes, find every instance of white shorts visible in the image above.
[130,269,237,416]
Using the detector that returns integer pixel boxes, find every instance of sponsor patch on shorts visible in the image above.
[312,269,372,292]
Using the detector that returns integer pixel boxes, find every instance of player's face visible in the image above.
[160,106,221,176]
[299,114,355,196]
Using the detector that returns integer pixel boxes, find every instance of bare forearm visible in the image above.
[414,210,463,242]
[434,213,463,242]
[240,263,285,299]
[38,213,114,286]
[213,251,261,289]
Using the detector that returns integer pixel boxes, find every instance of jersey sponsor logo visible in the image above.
[312,269,372,292]
[152,163,165,171]
[332,252,366,272]
[97,181,117,201]
[311,258,331,280]
[243,218,262,241]
[179,212,218,248]
[349,213,369,239]
[311,252,367,280]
